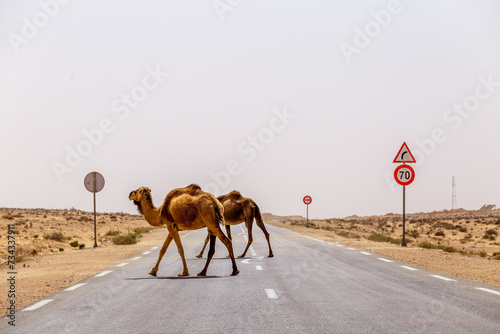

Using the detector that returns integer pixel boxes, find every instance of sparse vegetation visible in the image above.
[70,241,79,247]
[105,230,120,236]
[112,233,138,245]
[44,232,65,242]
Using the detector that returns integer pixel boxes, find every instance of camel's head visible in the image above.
[128,187,151,206]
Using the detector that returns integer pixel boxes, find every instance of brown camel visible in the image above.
[196,190,274,258]
[128,184,239,277]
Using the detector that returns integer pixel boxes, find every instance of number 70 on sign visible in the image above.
[394,164,415,186]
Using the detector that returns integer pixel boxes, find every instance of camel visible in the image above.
[196,190,274,258]
[128,184,239,277]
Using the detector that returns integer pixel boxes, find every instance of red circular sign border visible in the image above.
[394,164,415,186]
[303,196,312,205]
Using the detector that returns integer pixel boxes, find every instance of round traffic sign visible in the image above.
[84,172,105,193]
[303,196,312,205]
[394,164,415,186]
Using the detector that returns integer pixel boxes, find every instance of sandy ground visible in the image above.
[1,208,499,316]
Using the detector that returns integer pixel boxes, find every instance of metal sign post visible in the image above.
[393,143,416,248]
[84,172,105,248]
[303,196,312,228]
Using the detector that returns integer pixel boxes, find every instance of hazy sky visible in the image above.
[1,0,499,218]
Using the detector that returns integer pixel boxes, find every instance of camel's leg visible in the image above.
[196,232,210,258]
[169,227,190,276]
[256,218,274,257]
[149,233,173,276]
[239,220,254,258]
[210,226,239,276]
[225,225,232,241]
[197,234,216,276]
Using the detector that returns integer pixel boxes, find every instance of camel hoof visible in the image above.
[196,255,203,258]
[237,254,245,258]
[197,271,207,276]
[148,270,157,277]
[230,270,240,276]
[268,254,274,258]
[178,272,190,277]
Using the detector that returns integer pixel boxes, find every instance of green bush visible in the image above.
[79,244,85,249]
[112,233,137,245]
[59,248,64,252]
[70,241,79,247]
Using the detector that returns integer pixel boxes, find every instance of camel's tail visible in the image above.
[254,202,264,227]
[213,199,225,226]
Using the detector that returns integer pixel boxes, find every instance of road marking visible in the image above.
[361,252,372,255]
[65,283,87,291]
[116,262,128,267]
[378,258,394,263]
[151,246,159,250]
[95,271,112,277]
[142,251,151,255]
[347,248,356,250]
[431,275,456,282]
[22,299,53,311]
[475,287,500,296]
[131,256,142,260]
[265,289,278,299]
[256,265,263,271]
[336,244,345,248]
[241,256,264,264]
[401,266,418,271]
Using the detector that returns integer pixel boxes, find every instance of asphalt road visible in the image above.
[3,225,500,333]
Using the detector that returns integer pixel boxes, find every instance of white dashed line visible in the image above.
[151,246,159,250]
[401,266,418,271]
[431,275,456,282]
[378,258,394,263]
[361,252,372,256]
[22,299,53,311]
[95,271,112,278]
[116,262,128,267]
[347,248,356,250]
[265,289,278,299]
[142,251,151,255]
[475,287,500,296]
[336,244,345,248]
[64,283,87,291]
[255,265,263,271]
[131,256,142,261]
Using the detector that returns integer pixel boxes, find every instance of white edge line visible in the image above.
[347,248,356,250]
[116,262,128,267]
[265,289,278,299]
[22,299,54,311]
[142,251,151,255]
[431,275,456,282]
[336,244,345,248]
[378,258,394,263]
[475,287,500,296]
[401,266,418,271]
[95,271,112,278]
[64,283,87,291]
[131,256,142,260]
[361,252,372,255]
[151,246,159,250]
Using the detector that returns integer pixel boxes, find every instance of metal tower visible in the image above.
[452,176,457,210]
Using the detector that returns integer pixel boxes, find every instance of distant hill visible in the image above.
[261,212,305,222]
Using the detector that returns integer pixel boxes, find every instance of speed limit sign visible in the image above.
[394,164,415,186]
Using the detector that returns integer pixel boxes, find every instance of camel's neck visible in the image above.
[137,196,163,227]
